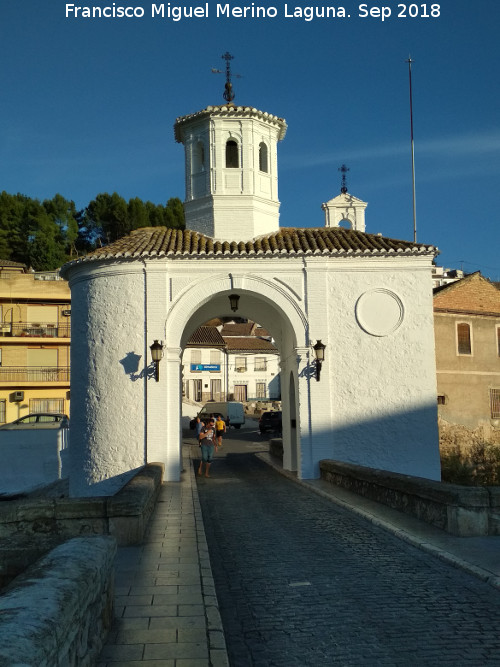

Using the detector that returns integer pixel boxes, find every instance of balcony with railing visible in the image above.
[0,367,70,383]
[0,322,71,338]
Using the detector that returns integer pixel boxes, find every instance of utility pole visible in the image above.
[406,56,417,243]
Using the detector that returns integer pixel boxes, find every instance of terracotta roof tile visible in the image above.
[62,226,437,271]
[225,337,278,353]
[433,272,500,316]
[220,322,256,336]
[186,326,226,347]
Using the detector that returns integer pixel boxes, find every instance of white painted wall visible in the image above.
[64,251,440,496]
[0,426,69,494]
[68,264,148,497]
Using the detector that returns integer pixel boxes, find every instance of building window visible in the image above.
[256,382,266,399]
[234,384,247,402]
[255,357,267,371]
[259,142,268,173]
[29,398,65,414]
[193,141,205,172]
[211,379,222,401]
[193,379,202,403]
[497,326,500,357]
[191,350,201,365]
[437,395,447,405]
[235,357,247,372]
[226,140,239,168]
[491,389,500,419]
[457,322,472,355]
[0,399,5,423]
[210,350,221,365]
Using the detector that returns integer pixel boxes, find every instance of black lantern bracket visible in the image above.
[150,340,165,382]
[312,340,326,382]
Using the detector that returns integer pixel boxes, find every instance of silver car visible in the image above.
[0,413,69,430]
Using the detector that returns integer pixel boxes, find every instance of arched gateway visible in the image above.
[61,95,441,497]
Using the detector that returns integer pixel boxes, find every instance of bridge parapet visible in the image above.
[0,536,116,666]
[320,460,498,537]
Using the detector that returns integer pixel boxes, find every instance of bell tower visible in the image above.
[174,53,287,241]
[321,164,368,232]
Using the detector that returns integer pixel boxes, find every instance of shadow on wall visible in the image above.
[299,401,441,481]
[119,352,156,382]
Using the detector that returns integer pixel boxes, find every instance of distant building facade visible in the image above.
[183,321,280,404]
[0,262,71,424]
[221,322,280,401]
[434,272,500,440]
[183,325,227,403]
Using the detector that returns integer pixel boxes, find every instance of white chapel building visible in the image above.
[62,94,441,497]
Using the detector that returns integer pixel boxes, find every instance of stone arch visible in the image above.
[161,272,308,477]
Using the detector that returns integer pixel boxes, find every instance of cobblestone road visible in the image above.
[195,432,500,667]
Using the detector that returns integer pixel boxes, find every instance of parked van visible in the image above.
[198,401,245,429]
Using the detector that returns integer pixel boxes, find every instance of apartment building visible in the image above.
[0,261,71,424]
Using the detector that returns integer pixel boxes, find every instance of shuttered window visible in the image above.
[491,389,500,419]
[457,323,471,355]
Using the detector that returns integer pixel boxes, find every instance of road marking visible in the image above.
[288,581,311,587]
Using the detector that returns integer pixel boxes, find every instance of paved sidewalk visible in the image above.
[98,446,228,667]
[258,451,500,591]
[99,441,500,665]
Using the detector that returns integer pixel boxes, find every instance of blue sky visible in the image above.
[1,1,499,279]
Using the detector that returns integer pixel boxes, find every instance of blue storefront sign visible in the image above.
[190,364,221,372]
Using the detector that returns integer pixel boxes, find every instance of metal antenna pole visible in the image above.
[406,56,417,243]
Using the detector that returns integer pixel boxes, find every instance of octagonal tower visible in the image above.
[174,104,287,241]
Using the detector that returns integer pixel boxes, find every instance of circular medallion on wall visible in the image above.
[355,288,404,337]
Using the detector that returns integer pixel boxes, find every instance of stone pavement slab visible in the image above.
[97,447,229,667]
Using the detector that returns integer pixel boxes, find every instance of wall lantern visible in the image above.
[229,294,240,312]
[150,340,164,382]
[313,340,326,381]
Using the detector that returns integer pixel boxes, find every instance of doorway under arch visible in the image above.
[161,274,309,480]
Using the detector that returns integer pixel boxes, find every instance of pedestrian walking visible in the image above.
[198,418,216,477]
[194,416,203,444]
[215,414,226,448]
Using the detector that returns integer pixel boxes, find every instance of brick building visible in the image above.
[434,272,500,439]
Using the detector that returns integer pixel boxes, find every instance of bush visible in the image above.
[440,441,500,486]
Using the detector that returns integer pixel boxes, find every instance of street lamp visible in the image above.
[150,340,164,382]
[313,340,326,381]
[228,294,240,312]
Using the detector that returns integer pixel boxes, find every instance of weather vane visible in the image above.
[339,164,350,194]
[211,52,242,103]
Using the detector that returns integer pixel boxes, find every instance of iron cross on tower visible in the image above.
[212,52,242,103]
[339,164,350,194]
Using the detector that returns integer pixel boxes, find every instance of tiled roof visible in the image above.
[0,259,27,269]
[433,272,500,316]
[186,326,226,348]
[62,226,437,270]
[174,104,287,142]
[225,337,278,353]
[220,322,256,337]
